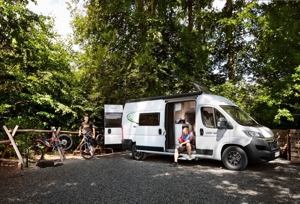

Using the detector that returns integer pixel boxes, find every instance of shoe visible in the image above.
[169,162,178,167]
[53,162,63,167]
[186,154,192,160]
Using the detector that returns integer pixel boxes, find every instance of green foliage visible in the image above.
[66,0,300,129]
[211,80,254,112]
[70,0,215,118]
[69,1,212,127]
[0,1,77,133]
[248,2,300,128]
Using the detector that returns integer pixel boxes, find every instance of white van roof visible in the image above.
[104,104,123,112]
[198,94,236,106]
[125,83,235,105]
[126,91,202,103]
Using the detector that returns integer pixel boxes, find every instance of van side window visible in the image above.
[201,108,226,128]
[202,108,214,128]
[105,113,122,127]
[139,113,160,126]
[213,109,225,124]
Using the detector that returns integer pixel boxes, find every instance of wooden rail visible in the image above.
[6,129,79,135]
[1,125,73,170]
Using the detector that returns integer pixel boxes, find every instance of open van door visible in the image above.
[104,104,123,145]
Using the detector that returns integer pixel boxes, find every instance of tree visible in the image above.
[0,0,76,130]
[247,1,300,128]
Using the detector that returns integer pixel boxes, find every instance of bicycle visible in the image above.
[79,132,95,159]
[25,132,73,167]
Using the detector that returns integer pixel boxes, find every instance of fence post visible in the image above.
[3,125,24,170]
[51,127,65,162]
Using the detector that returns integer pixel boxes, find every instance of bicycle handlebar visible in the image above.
[80,132,94,137]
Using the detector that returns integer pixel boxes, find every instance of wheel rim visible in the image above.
[58,135,72,150]
[61,139,67,146]
[134,151,142,158]
[227,151,242,167]
[132,145,141,158]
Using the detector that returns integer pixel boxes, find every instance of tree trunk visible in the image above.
[226,0,234,80]
[188,0,193,32]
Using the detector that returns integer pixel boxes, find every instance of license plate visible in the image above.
[275,151,280,157]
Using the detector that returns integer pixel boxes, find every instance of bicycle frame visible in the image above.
[35,137,58,151]
[80,133,95,159]
[32,133,72,153]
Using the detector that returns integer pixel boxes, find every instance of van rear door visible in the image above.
[104,104,123,145]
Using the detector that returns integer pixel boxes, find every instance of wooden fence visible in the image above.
[272,129,300,163]
[0,125,77,170]
[0,125,109,170]
[288,129,300,163]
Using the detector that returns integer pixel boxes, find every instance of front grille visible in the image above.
[256,145,268,151]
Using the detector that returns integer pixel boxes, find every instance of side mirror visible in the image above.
[217,117,233,129]
[217,117,227,129]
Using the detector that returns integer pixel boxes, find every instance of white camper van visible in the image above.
[121,83,280,171]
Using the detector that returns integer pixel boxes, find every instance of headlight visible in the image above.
[243,130,265,139]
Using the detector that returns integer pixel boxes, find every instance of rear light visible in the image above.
[122,126,124,140]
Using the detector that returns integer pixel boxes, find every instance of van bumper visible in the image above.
[244,138,280,163]
[122,139,132,151]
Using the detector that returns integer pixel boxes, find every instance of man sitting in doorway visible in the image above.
[170,127,195,167]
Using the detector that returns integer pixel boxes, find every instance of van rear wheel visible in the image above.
[131,144,147,160]
[222,146,248,171]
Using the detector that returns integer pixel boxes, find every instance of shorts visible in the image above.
[177,143,195,153]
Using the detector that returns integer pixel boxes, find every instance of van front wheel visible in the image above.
[222,146,248,171]
[131,144,147,160]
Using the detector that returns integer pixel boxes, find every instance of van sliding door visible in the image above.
[135,112,165,152]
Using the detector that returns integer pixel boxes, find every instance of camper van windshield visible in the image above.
[220,105,261,127]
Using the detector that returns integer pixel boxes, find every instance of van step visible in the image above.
[178,154,197,160]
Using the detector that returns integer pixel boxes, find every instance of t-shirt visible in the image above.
[179,132,194,143]
[80,121,95,134]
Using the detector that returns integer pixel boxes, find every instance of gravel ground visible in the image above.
[0,152,300,204]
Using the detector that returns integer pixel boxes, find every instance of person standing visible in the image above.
[79,115,96,138]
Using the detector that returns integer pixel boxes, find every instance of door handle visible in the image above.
[200,128,203,136]
[108,129,111,134]
[158,129,162,135]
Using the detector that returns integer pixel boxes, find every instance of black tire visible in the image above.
[131,143,147,160]
[58,134,73,151]
[80,142,95,160]
[26,145,44,164]
[222,146,248,171]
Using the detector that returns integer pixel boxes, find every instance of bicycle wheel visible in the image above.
[80,142,95,160]
[26,145,44,163]
[58,134,73,151]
